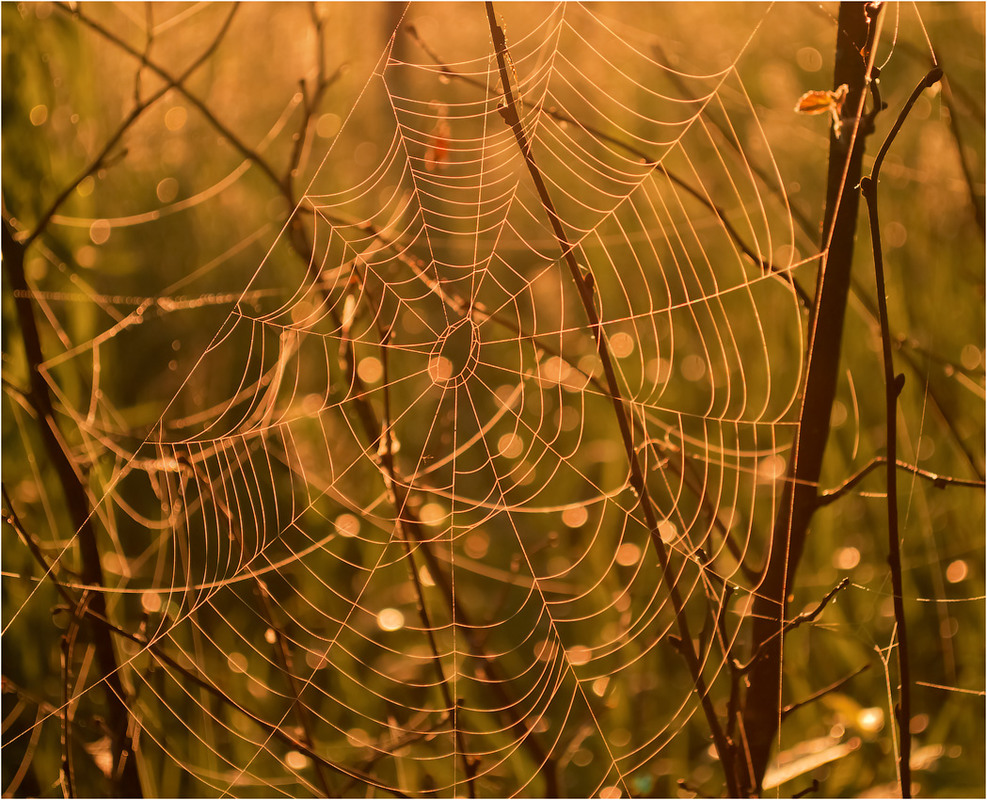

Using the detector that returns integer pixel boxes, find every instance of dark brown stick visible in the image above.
[818,456,983,507]
[484,4,738,795]
[859,65,943,799]
[741,4,881,793]
[2,221,144,798]
[781,663,871,720]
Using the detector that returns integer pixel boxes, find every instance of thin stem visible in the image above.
[373,320,479,798]
[858,65,942,799]
[869,68,945,179]
[286,6,344,197]
[26,5,239,249]
[859,175,910,796]
[3,485,79,797]
[781,663,871,720]
[56,4,287,201]
[253,582,337,797]
[735,579,849,673]
[484,4,738,795]
[818,456,984,507]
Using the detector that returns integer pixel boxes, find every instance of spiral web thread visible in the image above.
[9,3,977,797]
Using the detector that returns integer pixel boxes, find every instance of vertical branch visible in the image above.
[2,222,144,798]
[336,333,559,794]
[484,4,739,795]
[859,65,943,800]
[742,3,882,793]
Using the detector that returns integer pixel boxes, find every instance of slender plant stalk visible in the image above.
[860,65,944,800]
[253,581,337,796]
[484,3,739,795]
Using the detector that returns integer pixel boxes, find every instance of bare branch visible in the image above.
[782,663,872,719]
[858,63,943,799]
[736,578,850,673]
[819,457,985,507]
[485,4,739,794]
[27,5,239,248]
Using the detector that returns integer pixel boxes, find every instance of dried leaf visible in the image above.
[794,84,849,136]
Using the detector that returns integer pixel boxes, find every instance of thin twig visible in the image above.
[371,317,479,798]
[26,5,239,249]
[736,578,850,673]
[484,4,739,795]
[286,5,344,197]
[869,68,944,178]
[252,577,337,796]
[55,4,288,200]
[2,485,79,797]
[818,456,984,507]
[858,63,943,800]
[781,663,871,719]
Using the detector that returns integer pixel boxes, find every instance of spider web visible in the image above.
[127,6,802,794]
[4,3,983,798]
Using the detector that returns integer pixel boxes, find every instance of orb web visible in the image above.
[114,6,805,794]
[5,3,982,798]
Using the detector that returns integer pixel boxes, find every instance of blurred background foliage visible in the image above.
[2,2,984,797]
